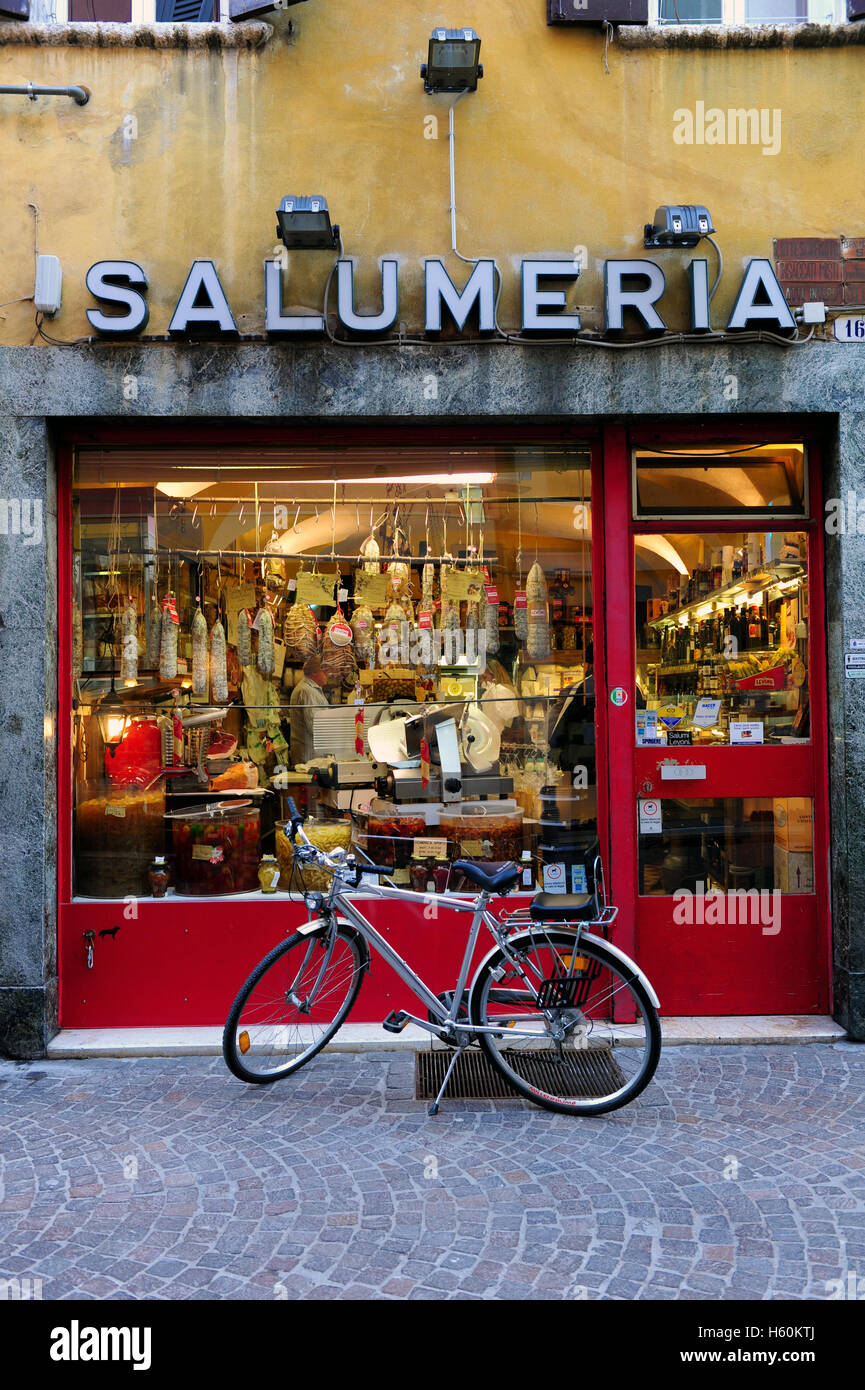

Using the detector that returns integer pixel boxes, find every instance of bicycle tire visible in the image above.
[223,920,368,1085]
[469,928,661,1116]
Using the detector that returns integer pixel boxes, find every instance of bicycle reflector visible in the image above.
[238,1031,251,1054]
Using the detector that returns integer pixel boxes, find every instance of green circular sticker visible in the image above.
[610,686,628,706]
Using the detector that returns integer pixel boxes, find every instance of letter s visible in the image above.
[86,261,149,336]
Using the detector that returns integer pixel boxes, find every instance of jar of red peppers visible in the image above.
[167,800,261,896]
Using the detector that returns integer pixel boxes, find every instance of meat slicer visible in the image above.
[367,703,513,803]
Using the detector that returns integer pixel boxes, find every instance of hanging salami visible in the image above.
[159,594,178,680]
[422,560,435,608]
[210,619,228,702]
[360,532,380,574]
[191,604,208,696]
[257,605,275,677]
[283,603,317,660]
[72,600,83,683]
[482,584,500,657]
[322,612,357,686]
[120,599,138,685]
[526,561,550,660]
[236,608,252,668]
[146,597,162,669]
[350,603,376,663]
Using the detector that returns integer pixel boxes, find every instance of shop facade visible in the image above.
[1,10,864,1055]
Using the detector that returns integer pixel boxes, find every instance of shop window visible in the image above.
[638,796,814,897]
[69,443,596,901]
[634,443,806,519]
[635,530,810,746]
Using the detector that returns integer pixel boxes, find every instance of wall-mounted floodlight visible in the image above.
[644,205,715,249]
[276,196,340,250]
[420,27,483,94]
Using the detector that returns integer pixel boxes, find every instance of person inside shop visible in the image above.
[289,654,331,766]
[549,643,596,790]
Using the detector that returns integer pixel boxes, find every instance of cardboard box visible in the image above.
[772,797,813,852]
[773,845,814,895]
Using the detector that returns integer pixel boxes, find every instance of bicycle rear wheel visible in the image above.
[223,920,368,1084]
[469,927,661,1116]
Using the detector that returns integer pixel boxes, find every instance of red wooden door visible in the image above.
[602,424,830,1017]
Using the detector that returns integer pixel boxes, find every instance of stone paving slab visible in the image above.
[1,1043,864,1301]
[46,1015,847,1057]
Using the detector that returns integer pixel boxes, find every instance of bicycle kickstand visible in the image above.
[428,1042,468,1118]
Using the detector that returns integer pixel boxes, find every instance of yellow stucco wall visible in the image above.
[0,5,862,342]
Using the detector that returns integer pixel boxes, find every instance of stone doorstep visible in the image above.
[46,1016,847,1059]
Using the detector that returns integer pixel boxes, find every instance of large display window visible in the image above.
[69,442,596,905]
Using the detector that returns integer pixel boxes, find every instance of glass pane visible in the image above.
[70,443,597,899]
[638,795,814,897]
[745,0,807,18]
[634,443,806,517]
[635,530,810,745]
[658,0,722,19]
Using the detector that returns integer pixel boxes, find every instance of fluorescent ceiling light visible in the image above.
[156,482,211,499]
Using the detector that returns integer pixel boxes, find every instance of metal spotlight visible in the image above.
[276,196,340,251]
[644,205,715,249]
[420,27,483,94]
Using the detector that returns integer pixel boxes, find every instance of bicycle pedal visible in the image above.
[382,1010,411,1034]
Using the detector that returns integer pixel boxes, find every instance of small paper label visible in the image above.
[571,864,588,894]
[529,607,546,619]
[484,585,499,605]
[514,591,527,610]
[730,721,764,745]
[460,839,485,856]
[414,836,448,860]
[162,595,180,625]
[105,803,126,818]
[639,798,663,834]
[337,588,348,603]
[295,572,337,608]
[693,698,722,728]
[287,578,297,592]
[542,862,567,894]
[354,571,390,607]
[392,867,410,885]
[418,610,433,630]
[192,844,216,861]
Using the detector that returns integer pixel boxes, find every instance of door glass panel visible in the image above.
[634,443,806,517]
[638,795,814,897]
[635,530,810,745]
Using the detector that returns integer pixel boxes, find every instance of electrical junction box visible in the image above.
[34,255,62,317]
[799,301,826,324]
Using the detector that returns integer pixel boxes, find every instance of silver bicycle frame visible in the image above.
[328,878,506,1038]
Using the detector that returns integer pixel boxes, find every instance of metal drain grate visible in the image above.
[415,1046,627,1102]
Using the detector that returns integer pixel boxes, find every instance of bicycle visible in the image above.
[222,799,662,1116]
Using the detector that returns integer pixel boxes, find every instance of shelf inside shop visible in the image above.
[653,647,798,676]
[648,565,806,631]
[518,650,587,666]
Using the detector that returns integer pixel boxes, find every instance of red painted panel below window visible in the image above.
[59,897,531,1029]
[638,894,825,1015]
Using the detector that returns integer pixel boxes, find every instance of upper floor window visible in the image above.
[654,0,843,21]
[28,0,221,19]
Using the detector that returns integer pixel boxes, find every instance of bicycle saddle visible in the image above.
[529,893,596,921]
[452,860,521,892]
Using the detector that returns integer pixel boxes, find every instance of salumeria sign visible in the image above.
[82,253,798,339]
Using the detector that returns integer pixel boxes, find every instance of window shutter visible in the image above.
[0,0,30,18]
[547,0,649,21]
[156,0,217,19]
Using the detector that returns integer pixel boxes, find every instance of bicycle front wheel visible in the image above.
[469,928,661,1116]
[223,921,368,1084]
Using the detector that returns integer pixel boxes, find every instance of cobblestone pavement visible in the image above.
[1,1044,864,1301]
